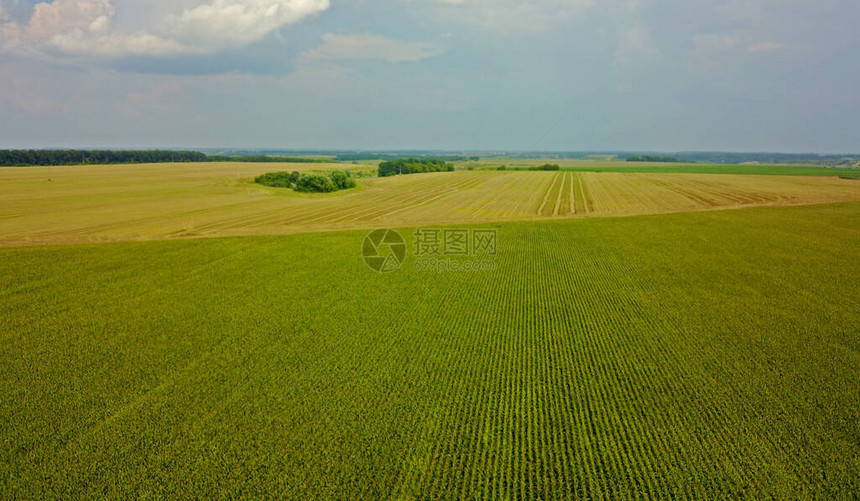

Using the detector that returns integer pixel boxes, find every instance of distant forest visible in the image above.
[0,150,329,167]
[0,150,207,166]
[2,149,857,168]
[206,155,328,164]
[627,155,683,163]
[337,153,479,162]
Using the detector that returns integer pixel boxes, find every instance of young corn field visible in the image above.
[1,202,858,498]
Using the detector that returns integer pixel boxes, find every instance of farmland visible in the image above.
[3,0,856,496]
[460,157,860,178]
[1,162,858,246]
[1,202,858,497]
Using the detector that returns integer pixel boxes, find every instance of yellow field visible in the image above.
[0,163,858,246]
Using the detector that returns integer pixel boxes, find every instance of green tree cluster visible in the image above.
[254,172,294,188]
[255,170,356,193]
[378,158,455,177]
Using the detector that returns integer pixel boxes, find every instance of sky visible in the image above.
[0,0,857,152]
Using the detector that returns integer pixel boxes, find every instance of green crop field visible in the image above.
[2,202,858,498]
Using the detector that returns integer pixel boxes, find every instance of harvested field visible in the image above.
[0,163,857,246]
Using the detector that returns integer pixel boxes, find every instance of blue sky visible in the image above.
[0,0,857,152]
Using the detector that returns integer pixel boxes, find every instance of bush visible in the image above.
[497,165,507,171]
[528,164,560,171]
[290,171,301,184]
[330,170,357,190]
[295,174,337,193]
[254,172,293,188]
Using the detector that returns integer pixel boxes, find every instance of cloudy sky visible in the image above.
[0,0,857,152]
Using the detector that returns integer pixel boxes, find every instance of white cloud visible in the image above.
[303,33,444,63]
[167,0,329,46]
[26,0,113,39]
[48,30,189,57]
[747,41,784,53]
[0,6,18,47]
[0,0,331,59]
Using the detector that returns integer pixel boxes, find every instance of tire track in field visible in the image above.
[333,174,487,223]
[569,172,577,215]
[553,173,567,216]
[368,175,488,222]
[506,173,553,217]
[287,174,487,227]
[684,177,781,205]
[538,173,562,216]
[578,173,592,214]
[325,176,485,226]
[647,177,722,207]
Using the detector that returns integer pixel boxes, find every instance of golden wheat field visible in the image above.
[0,162,857,246]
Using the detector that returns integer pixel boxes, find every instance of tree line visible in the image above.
[0,150,332,167]
[626,155,683,163]
[337,153,478,162]
[378,158,455,177]
[0,150,208,166]
[206,155,328,164]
